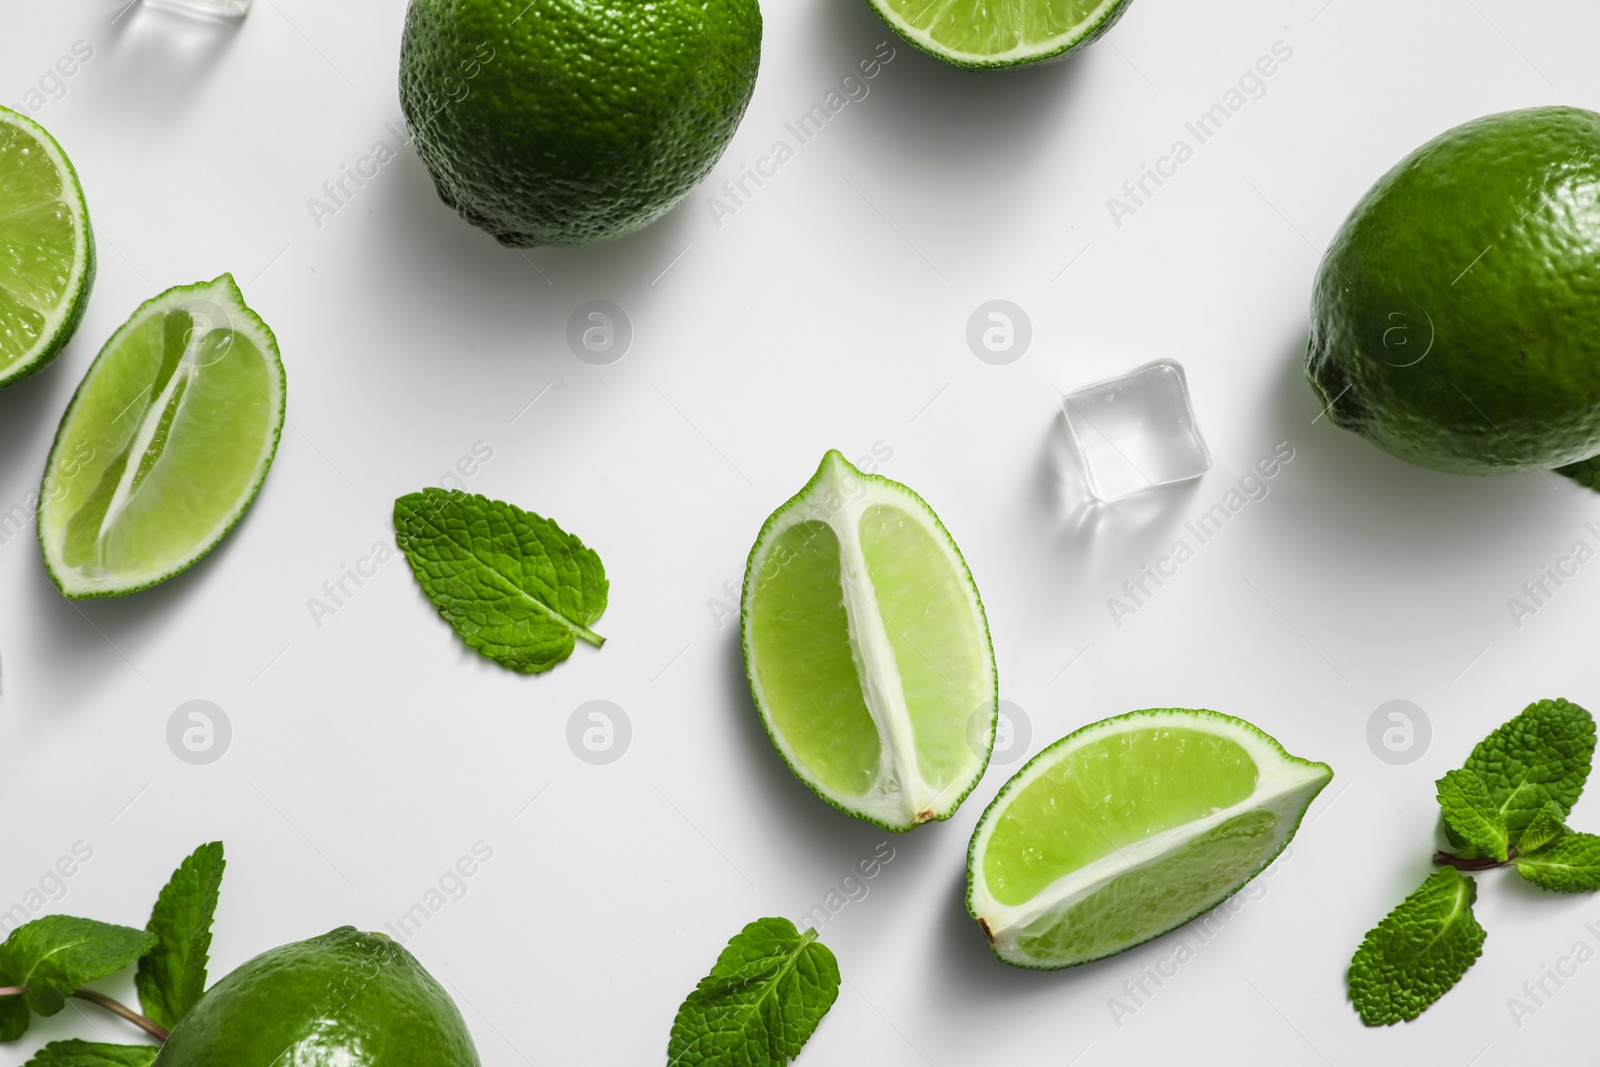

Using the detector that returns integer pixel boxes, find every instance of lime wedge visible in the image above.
[968,709,1331,968]
[39,274,285,598]
[866,0,1136,70]
[741,451,997,831]
[0,105,94,387]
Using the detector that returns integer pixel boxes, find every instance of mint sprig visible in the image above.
[136,841,224,1030]
[21,1040,159,1067]
[394,488,608,674]
[0,844,226,1046]
[668,917,840,1067]
[1350,698,1599,1025]
[0,917,155,1023]
[1435,769,1508,862]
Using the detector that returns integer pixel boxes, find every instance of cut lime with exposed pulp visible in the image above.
[0,105,94,387]
[39,274,285,598]
[866,0,1136,70]
[968,708,1331,968]
[741,451,997,832]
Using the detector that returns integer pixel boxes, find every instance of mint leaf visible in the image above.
[394,489,607,674]
[1518,802,1569,852]
[136,841,224,1030]
[1463,698,1595,840]
[1348,868,1486,1025]
[1436,769,1509,861]
[22,1040,158,1066]
[668,917,840,1066]
[1516,832,1600,893]
[0,916,156,1021]
[1557,456,1600,492]
[0,995,26,1042]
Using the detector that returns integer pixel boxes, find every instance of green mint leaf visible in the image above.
[0,995,27,1042]
[1518,802,1569,853]
[136,841,224,1030]
[0,916,156,1019]
[1515,832,1600,893]
[1435,769,1509,861]
[394,489,607,674]
[1557,456,1600,492]
[1348,867,1486,1025]
[1463,698,1595,841]
[668,917,840,1066]
[22,1040,159,1067]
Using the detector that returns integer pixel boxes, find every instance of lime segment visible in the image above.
[0,105,94,386]
[39,274,285,598]
[742,451,996,831]
[867,0,1136,69]
[968,709,1330,968]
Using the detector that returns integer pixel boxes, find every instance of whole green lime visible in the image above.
[153,928,480,1066]
[1306,107,1600,475]
[399,0,762,247]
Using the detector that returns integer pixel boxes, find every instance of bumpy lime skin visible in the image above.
[152,928,481,1067]
[1307,107,1600,475]
[400,0,762,248]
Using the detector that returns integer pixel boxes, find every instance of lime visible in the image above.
[866,0,1135,70]
[741,451,997,832]
[154,927,481,1066]
[1308,107,1600,475]
[0,105,94,387]
[39,274,284,599]
[967,709,1330,969]
[399,0,762,247]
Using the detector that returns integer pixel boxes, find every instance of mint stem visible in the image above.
[70,989,170,1041]
[1433,848,1519,872]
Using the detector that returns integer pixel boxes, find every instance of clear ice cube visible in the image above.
[143,0,251,18]
[1060,360,1212,503]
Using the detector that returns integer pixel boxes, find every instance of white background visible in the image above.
[2,0,1598,1063]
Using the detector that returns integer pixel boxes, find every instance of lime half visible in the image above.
[741,451,997,832]
[0,105,94,387]
[39,274,285,598]
[968,709,1331,969]
[866,0,1136,70]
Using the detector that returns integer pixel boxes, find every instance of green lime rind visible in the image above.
[864,0,1135,71]
[967,708,1332,970]
[740,450,997,834]
[1307,107,1600,475]
[400,0,762,247]
[0,105,95,388]
[38,274,285,599]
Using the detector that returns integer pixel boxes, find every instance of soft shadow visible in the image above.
[1262,328,1568,567]
[22,490,257,703]
[928,861,1110,1008]
[0,367,70,468]
[365,144,703,380]
[97,5,242,122]
[809,0,1096,170]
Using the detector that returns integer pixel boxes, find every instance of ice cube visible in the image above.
[1060,360,1212,503]
[143,0,251,19]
